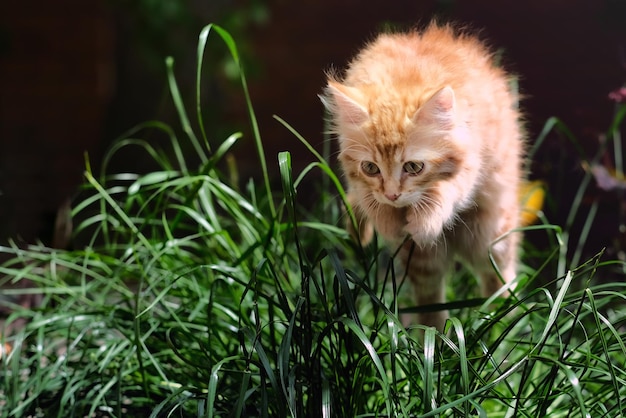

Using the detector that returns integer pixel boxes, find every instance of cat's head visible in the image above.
[322,82,465,208]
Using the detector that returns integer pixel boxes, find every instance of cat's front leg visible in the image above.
[405,201,453,247]
[405,212,442,247]
[405,184,460,246]
[398,241,450,331]
[373,205,407,245]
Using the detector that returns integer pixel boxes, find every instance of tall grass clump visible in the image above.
[1,24,626,417]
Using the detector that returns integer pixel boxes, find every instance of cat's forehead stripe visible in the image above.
[375,142,401,157]
[371,140,447,162]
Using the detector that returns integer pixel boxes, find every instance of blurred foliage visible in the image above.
[108,0,269,62]
[100,0,271,174]
[106,0,270,75]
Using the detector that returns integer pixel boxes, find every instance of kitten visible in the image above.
[321,23,524,331]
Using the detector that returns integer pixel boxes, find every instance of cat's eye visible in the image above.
[403,161,425,175]
[361,161,380,176]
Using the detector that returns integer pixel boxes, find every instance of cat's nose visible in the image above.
[385,192,400,202]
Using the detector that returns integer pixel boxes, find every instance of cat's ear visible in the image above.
[413,86,455,129]
[321,82,369,126]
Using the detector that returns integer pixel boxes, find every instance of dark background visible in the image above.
[1,0,625,256]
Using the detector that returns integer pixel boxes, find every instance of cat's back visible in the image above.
[344,24,507,97]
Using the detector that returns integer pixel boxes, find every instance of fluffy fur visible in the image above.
[321,23,524,331]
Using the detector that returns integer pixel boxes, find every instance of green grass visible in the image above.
[1,24,626,417]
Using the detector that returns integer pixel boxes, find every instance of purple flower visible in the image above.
[608,86,626,103]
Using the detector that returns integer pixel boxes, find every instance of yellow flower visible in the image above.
[520,180,546,226]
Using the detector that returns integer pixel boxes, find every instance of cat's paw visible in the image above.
[404,216,442,247]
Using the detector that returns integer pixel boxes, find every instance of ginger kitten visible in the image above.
[321,23,524,331]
